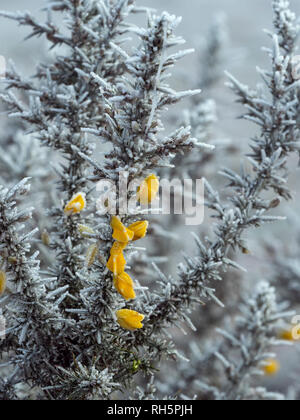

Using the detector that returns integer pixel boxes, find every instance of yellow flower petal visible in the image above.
[107,252,126,276]
[128,221,149,241]
[114,272,136,300]
[8,256,17,265]
[263,359,280,376]
[132,359,141,373]
[137,174,159,205]
[279,328,300,341]
[0,271,6,296]
[111,216,134,243]
[64,192,86,215]
[116,309,145,331]
[41,230,50,246]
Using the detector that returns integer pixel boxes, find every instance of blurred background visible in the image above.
[1,0,300,398]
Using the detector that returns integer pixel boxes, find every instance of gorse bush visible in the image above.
[0,0,299,400]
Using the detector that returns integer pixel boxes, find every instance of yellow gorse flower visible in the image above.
[111,216,134,243]
[116,309,145,331]
[137,174,159,205]
[114,272,136,301]
[0,271,6,296]
[263,359,280,376]
[64,192,86,215]
[128,221,149,241]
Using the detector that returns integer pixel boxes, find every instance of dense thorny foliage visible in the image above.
[0,0,299,400]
